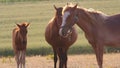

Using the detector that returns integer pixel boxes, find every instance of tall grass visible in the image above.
[0,0,120,57]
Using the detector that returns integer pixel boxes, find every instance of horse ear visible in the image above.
[26,23,30,28]
[53,5,57,11]
[67,3,72,7]
[73,4,78,11]
[16,24,21,28]
[67,3,69,5]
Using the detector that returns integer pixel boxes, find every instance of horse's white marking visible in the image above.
[59,28,63,36]
[61,11,70,27]
[59,11,70,36]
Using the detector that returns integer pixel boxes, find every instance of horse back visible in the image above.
[105,14,120,33]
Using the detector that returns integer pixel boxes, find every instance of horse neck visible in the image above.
[76,8,107,34]
[88,11,107,24]
[50,16,61,34]
[55,15,62,28]
[75,9,94,35]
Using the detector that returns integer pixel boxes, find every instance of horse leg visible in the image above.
[92,44,104,68]
[15,51,20,68]
[53,48,57,68]
[15,51,19,68]
[58,48,64,68]
[64,51,68,68]
[23,50,26,68]
[58,48,68,68]
[19,51,22,68]
[20,51,23,68]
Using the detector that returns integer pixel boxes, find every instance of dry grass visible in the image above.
[0,53,120,68]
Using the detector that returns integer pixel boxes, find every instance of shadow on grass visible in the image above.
[0,45,120,57]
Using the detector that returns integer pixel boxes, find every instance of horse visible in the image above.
[59,4,120,68]
[12,22,29,68]
[45,5,78,68]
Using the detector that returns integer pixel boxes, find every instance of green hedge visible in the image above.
[0,0,49,3]
[0,46,120,57]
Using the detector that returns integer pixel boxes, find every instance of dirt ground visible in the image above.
[0,53,120,68]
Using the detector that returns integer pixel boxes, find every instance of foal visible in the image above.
[12,22,29,68]
[45,5,77,68]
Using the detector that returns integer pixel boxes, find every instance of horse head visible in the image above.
[53,5,65,33]
[54,5,63,17]
[59,4,78,37]
[17,22,30,45]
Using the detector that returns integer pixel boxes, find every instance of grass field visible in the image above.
[0,0,120,56]
[0,53,120,68]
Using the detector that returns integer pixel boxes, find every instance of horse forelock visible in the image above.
[62,4,75,15]
[62,5,68,15]
[87,8,108,20]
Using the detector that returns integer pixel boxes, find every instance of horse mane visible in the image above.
[63,4,108,25]
[63,3,107,16]
[76,6,108,25]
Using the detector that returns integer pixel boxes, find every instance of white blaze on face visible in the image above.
[59,11,70,36]
[61,11,70,27]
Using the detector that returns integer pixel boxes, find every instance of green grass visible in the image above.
[0,0,120,57]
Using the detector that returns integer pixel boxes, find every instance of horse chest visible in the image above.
[15,37,27,50]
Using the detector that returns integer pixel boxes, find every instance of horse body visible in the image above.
[45,6,77,68]
[12,22,29,68]
[13,29,26,50]
[59,4,120,68]
[105,14,120,33]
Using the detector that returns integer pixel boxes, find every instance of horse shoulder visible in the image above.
[45,21,57,44]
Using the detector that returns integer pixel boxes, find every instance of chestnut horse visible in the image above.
[59,4,120,68]
[45,5,77,68]
[12,22,29,68]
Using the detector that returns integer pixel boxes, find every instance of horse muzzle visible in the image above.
[59,28,72,37]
